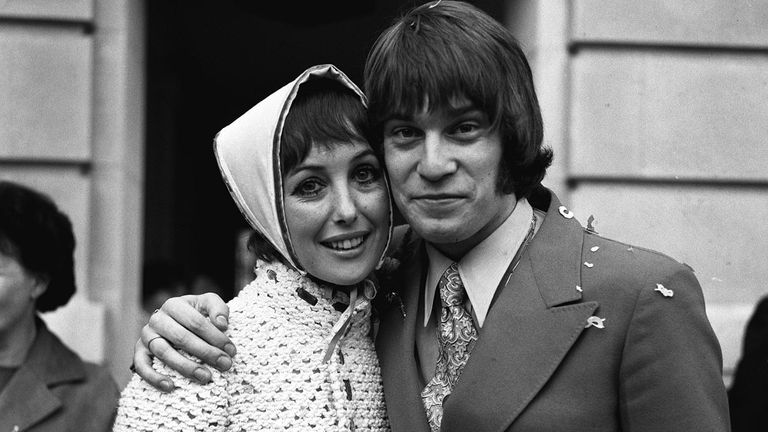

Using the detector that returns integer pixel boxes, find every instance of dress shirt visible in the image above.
[423,198,535,328]
[416,198,542,383]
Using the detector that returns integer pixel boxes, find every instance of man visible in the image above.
[134,2,729,431]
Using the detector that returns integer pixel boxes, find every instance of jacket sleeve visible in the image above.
[113,358,229,432]
[618,265,730,431]
[80,364,120,431]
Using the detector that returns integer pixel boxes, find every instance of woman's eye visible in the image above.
[354,165,379,184]
[293,179,323,197]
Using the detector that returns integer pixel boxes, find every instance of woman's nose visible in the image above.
[332,186,359,224]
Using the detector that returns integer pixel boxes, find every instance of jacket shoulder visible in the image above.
[585,231,693,272]
[580,232,701,298]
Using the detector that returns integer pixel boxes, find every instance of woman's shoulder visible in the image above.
[226,260,336,339]
[228,260,310,312]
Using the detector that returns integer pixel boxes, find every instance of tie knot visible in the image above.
[438,262,465,307]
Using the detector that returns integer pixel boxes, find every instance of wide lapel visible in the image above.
[376,241,431,432]
[0,321,84,431]
[0,366,62,431]
[443,188,598,432]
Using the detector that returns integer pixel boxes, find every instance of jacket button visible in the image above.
[558,205,574,219]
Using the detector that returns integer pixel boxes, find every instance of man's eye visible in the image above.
[392,127,417,139]
[455,123,478,134]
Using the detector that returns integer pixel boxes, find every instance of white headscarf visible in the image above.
[213,64,393,277]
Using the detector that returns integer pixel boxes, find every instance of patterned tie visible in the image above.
[421,262,479,431]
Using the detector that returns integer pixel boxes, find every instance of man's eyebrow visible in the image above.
[383,112,414,122]
[444,103,482,117]
[390,104,482,118]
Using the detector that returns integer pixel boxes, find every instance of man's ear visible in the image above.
[30,275,49,300]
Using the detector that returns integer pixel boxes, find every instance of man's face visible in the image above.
[381,99,517,259]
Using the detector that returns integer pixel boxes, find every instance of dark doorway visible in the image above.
[143,0,505,300]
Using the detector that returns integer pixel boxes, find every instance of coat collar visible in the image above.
[377,246,432,432]
[0,319,86,431]
[527,185,586,308]
[377,186,598,432]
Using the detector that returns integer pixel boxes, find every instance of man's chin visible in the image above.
[411,221,468,245]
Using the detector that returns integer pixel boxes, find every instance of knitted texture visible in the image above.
[114,260,390,431]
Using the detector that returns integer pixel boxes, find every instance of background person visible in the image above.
[141,260,188,317]
[728,295,768,431]
[0,180,118,432]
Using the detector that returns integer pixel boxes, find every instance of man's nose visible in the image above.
[416,132,457,181]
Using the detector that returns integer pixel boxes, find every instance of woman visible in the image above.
[114,65,392,431]
[0,180,119,431]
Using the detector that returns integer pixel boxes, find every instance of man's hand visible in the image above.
[132,293,234,391]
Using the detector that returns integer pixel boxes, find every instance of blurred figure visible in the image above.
[0,180,118,431]
[729,295,768,432]
[141,260,188,316]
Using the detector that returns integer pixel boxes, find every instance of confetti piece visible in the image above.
[655,283,674,297]
[576,285,583,292]
[558,206,574,219]
[584,262,594,268]
[586,215,597,232]
[585,316,606,329]
[590,246,600,252]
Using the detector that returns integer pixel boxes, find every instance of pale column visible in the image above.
[90,0,146,386]
[505,0,571,200]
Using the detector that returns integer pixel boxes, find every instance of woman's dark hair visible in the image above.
[364,0,553,199]
[0,181,76,312]
[247,77,370,262]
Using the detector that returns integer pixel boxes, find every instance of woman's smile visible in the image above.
[321,233,368,252]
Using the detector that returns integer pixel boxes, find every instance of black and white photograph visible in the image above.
[1,1,766,431]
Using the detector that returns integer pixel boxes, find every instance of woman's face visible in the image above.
[282,140,390,286]
[0,250,43,334]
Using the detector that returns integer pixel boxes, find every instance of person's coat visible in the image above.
[0,319,119,432]
[375,186,730,432]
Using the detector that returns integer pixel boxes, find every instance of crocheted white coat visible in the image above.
[114,261,390,431]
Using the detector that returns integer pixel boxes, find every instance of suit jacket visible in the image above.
[376,186,730,432]
[0,319,119,432]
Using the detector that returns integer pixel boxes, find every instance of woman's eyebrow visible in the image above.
[286,148,377,175]
[351,148,376,160]
[288,165,318,174]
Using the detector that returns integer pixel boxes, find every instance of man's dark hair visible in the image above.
[247,77,371,262]
[0,180,76,312]
[364,0,553,198]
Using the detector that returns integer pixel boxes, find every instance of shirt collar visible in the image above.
[424,198,534,327]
